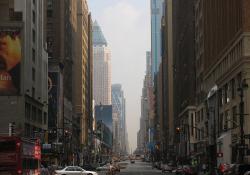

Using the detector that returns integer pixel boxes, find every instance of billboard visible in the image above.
[0,29,21,95]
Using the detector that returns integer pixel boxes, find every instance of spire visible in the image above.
[92,20,108,46]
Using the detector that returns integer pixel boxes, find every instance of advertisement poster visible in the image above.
[0,29,21,95]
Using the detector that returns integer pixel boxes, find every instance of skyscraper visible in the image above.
[93,21,111,105]
[112,84,126,154]
[151,0,164,77]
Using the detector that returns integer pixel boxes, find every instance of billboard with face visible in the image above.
[0,29,21,95]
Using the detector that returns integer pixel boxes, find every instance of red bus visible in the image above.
[0,136,41,175]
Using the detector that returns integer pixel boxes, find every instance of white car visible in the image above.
[244,171,250,175]
[55,166,98,175]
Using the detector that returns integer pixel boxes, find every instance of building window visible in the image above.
[32,106,36,121]
[224,110,229,131]
[47,10,53,17]
[195,112,198,123]
[32,29,36,43]
[191,113,194,136]
[38,109,42,123]
[25,123,31,137]
[201,127,204,139]
[197,111,200,123]
[32,48,35,62]
[25,103,31,120]
[237,72,242,87]
[224,84,230,103]
[32,68,36,82]
[32,87,35,98]
[219,89,223,106]
[201,108,204,121]
[32,10,36,24]
[231,79,235,99]
[219,113,223,134]
[44,112,47,125]
[47,0,53,9]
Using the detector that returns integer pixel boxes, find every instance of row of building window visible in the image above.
[219,105,238,134]
[188,104,239,142]
[218,73,241,106]
[25,102,47,125]
[24,123,46,139]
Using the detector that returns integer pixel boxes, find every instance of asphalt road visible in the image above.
[99,160,173,175]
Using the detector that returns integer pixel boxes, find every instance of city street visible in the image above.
[99,160,169,175]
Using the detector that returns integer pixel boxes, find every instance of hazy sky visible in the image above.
[89,0,150,151]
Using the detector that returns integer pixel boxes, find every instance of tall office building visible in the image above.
[112,84,126,154]
[172,0,196,162]
[151,0,164,77]
[46,0,93,164]
[194,0,250,165]
[74,0,92,154]
[93,21,111,105]
[160,0,174,160]
[0,0,48,137]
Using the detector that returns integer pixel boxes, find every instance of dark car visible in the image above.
[225,164,250,175]
[130,159,135,163]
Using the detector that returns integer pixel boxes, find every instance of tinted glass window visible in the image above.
[22,158,39,170]
[0,141,16,152]
[65,167,75,171]
[75,167,83,171]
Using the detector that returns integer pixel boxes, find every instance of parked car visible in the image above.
[54,166,98,175]
[155,162,161,170]
[130,159,135,164]
[161,163,174,173]
[172,166,184,175]
[96,164,111,171]
[182,165,194,175]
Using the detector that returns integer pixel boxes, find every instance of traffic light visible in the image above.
[9,122,15,136]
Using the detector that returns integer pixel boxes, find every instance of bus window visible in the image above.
[22,159,26,169]
[22,158,39,170]
[0,141,16,152]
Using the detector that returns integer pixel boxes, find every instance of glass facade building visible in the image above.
[151,0,164,77]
